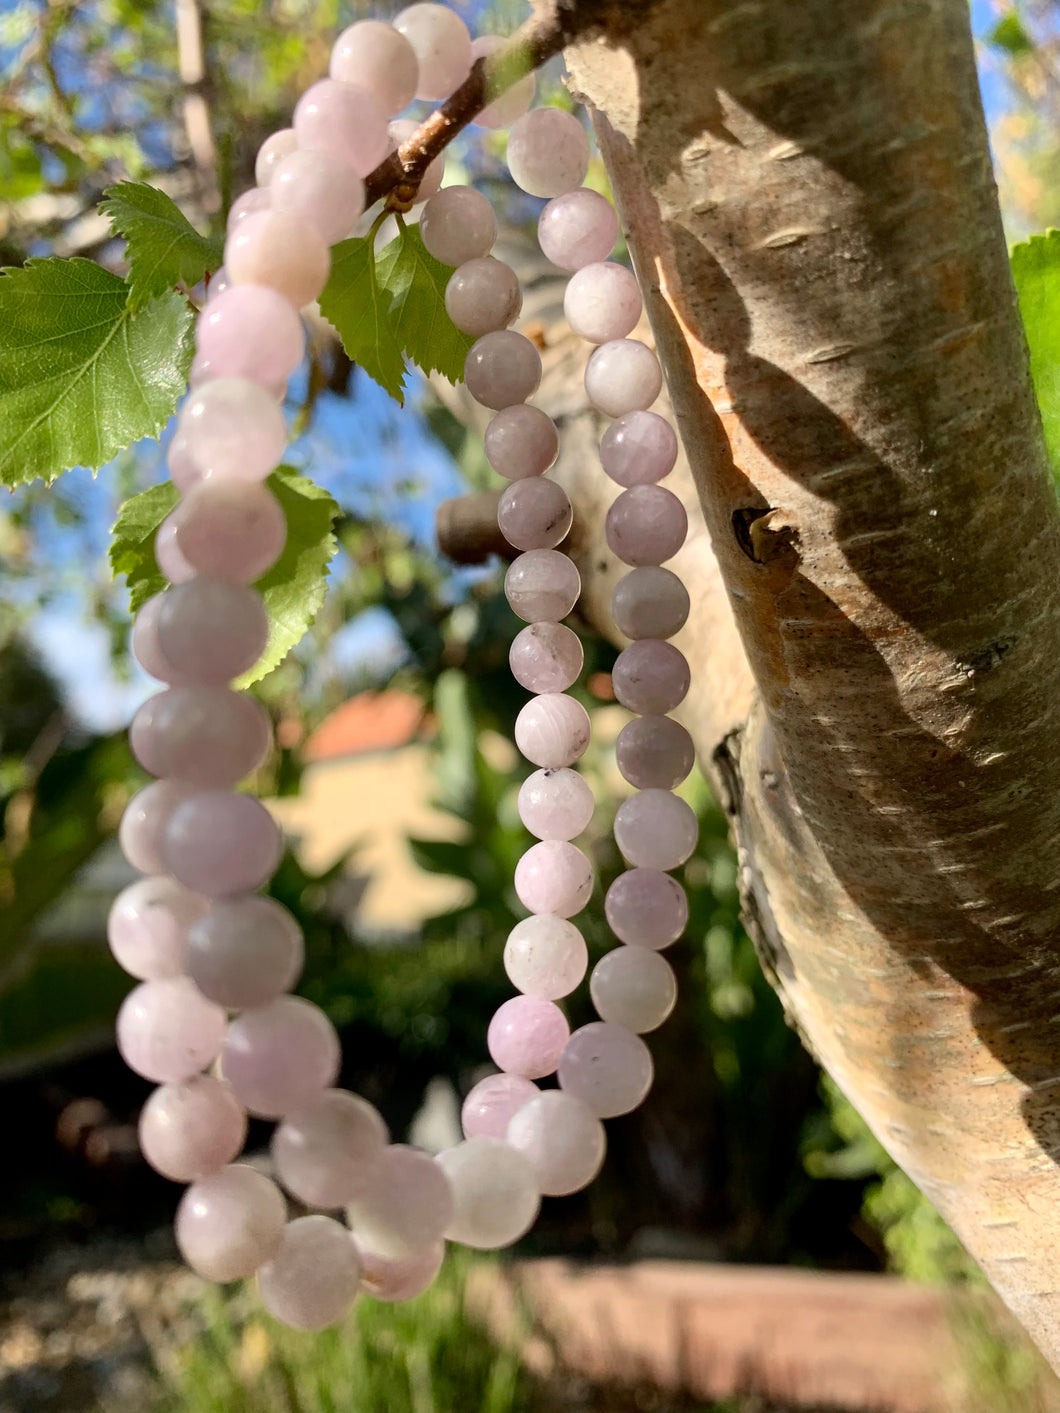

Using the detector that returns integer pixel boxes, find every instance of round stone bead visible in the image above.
[116,976,226,1084]
[558,1021,654,1118]
[347,1144,454,1261]
[498,478,572,551]
[175,479,287,583]
[419,185,497,267]
[187,895,304,1010]
[591,947,677,1033]
[155,510,194,583]
[518,767,594,841]
[585,339,663,418]
[270,148,366,245]
[222,996,341,1119]
[460,1073,539,1140]
[471,35,535,129]
[615,714,695,790]
[206,266,230,302]
[504,914,588,999]
[606,485,687,566]
[611,640,690,715]
[537,189,618,271]
[138,1075,247,1183]
[445,258,522,337]
[130,686,271,787]
[119,780,198,875]
[387,118,446,203]
[132,594,182,684]
[330,20,420,116]
[487,995,569,1079]
[226,209,330,309]
[605,868,688,949]
[195,284,305,388]
[164,791,282,897]
[358,1240,445,1302]
[505,551,580,624]
[107,876,206,980]
[465,331,541,410]
[155,579,268,684]
[437,1137,540,1249]
[564,262,642,344]
[613,789,699,870]
[259,1215,361,1330]
[507,109,588,198]
[227,187,271,232]
[515,693,590,769]
[485,404,557,480]
[514,839,593,917]
[394,3,471,100]
[176,1165,286,1282]
[166,429,203,493]
[509,623,583,693]
[255,127,298,186]
[600,410,679,486]
[293,78,390,176]
[611,567,690,641]
[181,377,287,482]
[273,1089,388,1208]
[506,1090,605,1196]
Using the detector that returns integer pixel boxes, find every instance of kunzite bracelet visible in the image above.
[106,2,696,1332]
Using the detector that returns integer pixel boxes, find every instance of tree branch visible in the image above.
[175,0,220,215]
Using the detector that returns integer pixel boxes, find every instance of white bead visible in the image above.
[436,1137,540,1250]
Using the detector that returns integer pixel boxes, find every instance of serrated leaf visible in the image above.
[101,181,224,310]
[110,468,339,686]
[319,234,408,402]
[0,258,193,489]
[1012,231,1060,475]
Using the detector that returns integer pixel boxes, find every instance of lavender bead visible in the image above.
[518,767,594,841]
[616,715,695,790]
[564,262,642,344]
[222,996,341,1119]
[606,485,687,566]
[484,404,557,479]
[600,410,678,486]
[330,20,419,116]
[504,915,588,999]
[507,109,588,198]
[420,186,497,266]
[613,789,698,870]
[487,995,569,1079]
[585,339,663,417]
[175,1165,286,1281]
[226,209,330,309]
[139,1075,247,1183]
[465,331,541,410]
[107,876,206,980]
[611,640,690,715]
[119,780,197,875]
[445,258,522,337]
[498,478,572,551]
[358,1240,445,1302]
[180,377,287,482]
[293,79,390,176]
[514,839,593,917]
[116,976,226,1084]
[509,623,583,693]
[437,1137,540,1250]
[612,567,690,640]
[130,685,271,787]
[515,693,590,769]
[258,1215,362,1330]
[388,118,446,202]
[558,1021,653,1118]
[255,128,298,186]
[195,284,305,388]
[471,35,535,129]
[187,895,304,1009]
[175,480,287,584]
[461,1074,539,1140]
[394,3,471,100]
[273,1089,388,1208]
[506,1090,605,1196]
[164,790,282,897]
[605,868,688,949]
[155,511,194,583]
[591,948,677,1033]
[346,1144,454,1261]
[155,579,268,683]
[537,189,618,271]
[270,148,366,245]
[505,551,580,623]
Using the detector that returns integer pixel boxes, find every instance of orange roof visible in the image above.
[303,690,430,763]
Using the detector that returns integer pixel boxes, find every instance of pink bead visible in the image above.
[514,839,593,917]
[166,430,203,493]
[205,266,230,302]
[155,579,268,683]
[116,976,226,1084]
[518,767,594,840]
[611,640,690,715]
[271,148,366,245]
[273,1089,388,1208]
[613,789,698,870]
[258,1216,362,1330]
[180,377,287,482]
[138,1075,247,1182]
[154,510,194,583]
[497,478,572,551]
[538,189,618,271]
[484,404,556,479]
[514,693,590,768]
[394,3,471,100]
[505,551,580,623]
[175,1164,286,1281]
[564,262,642,344]
[465,331,541,410]
[222,996,341,1119]
[591,948,677,1033]
[611,566,690,640]
[616,715,695,790]
[130,685,271,786]
[346,1144,454,1261]
[507,109,588,198]
[600,411,678,486]
[357,1240,444,1302]
[558,1021,653,1118]
[195,284,306,387]
[228,187,270,232]
[445,258,521,336]
[387,119,446,202]
[605,868,688,949]
[190,353,289,405]
[107,876,206,980]
[471,35,535,130]
[293,79,389,177]
[509,622,583,693]
[606,485,687,566]
[119,779,198,874]
[132,594,182,684]
[436,1137,540,1250]
[460,1073,539,1139]
[585,339,663,417]
[330,20,420,116]
[487,995,569,1079]
[255,128,298,187]
[506,1090,605,1196]
[164,791,282,897]
[226,209,330,309]
[175,480,287,583]
[504,915,587,999]
[420,185,497,266]
[187,895,303,1009]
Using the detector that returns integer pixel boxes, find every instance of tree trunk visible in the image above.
[558,0,1060,1371]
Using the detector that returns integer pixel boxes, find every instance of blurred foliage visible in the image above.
[983,1,1060,236]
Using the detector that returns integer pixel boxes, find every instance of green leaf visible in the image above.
[988,14,1034,56]
[1012,231,1060,475]
[100,180,224,310]
[0,258,193,489]
[319,221,473,404]
[109,467,340,686]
